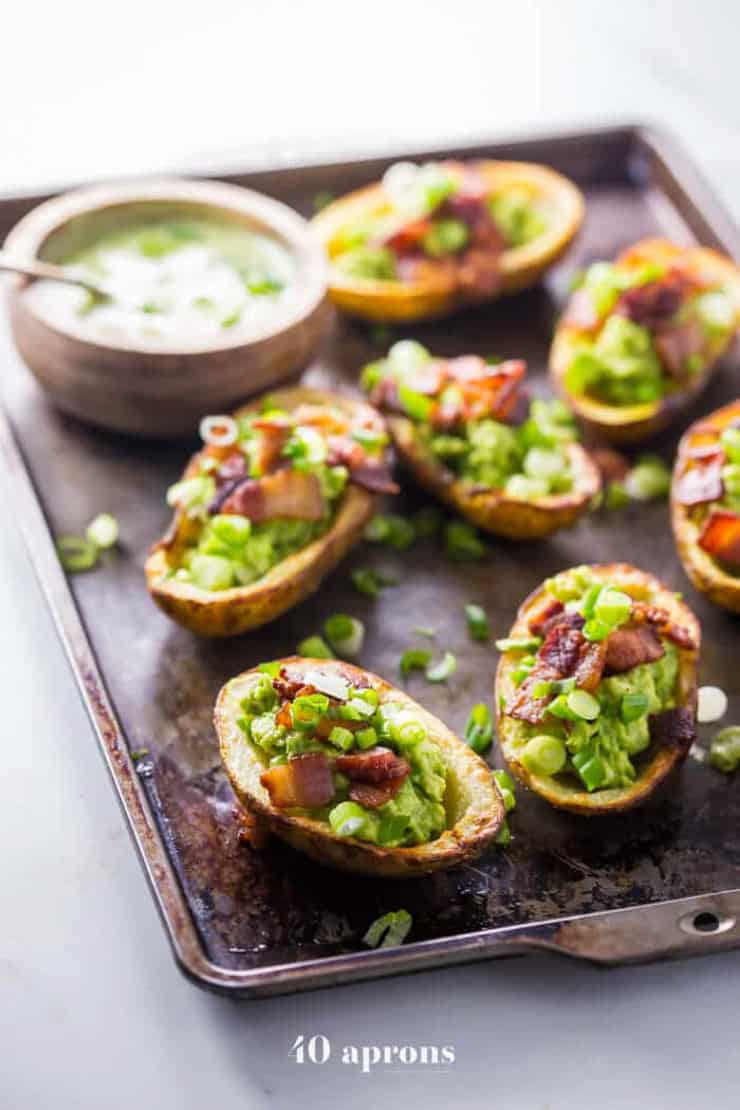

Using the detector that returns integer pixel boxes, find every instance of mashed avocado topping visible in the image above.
[164,400,391,593]
[364,340,579,500]
[332,160,548,283]
[563,255,736,406]
[501,567,685,792]
[237,664,447,847]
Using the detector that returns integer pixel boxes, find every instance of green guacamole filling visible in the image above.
[564,260,735,406]
[332,162,548,281]
[363,340,578,500]
[503,567,681,792]
[165,406,355,592]
[237,667,447,847]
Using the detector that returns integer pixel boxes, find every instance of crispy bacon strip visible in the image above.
[655,318,706,378]
[509,623,606,724]
[615,272,687,329]
[260,752,334,809]
[604,625,664,675]
[349,779,405,809]
[335,747,410,784]
[631,602,697,651]
[220,469,325,522]
[674,457,724,506]
[698,509,740,569]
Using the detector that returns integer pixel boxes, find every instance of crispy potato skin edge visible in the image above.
[494,563,700,815]
[216,658,505,877]
[311,161,585,322]
[671,398,740,614]
[549,240,740,444]
[388,415,600,539]
[145,388,381,637]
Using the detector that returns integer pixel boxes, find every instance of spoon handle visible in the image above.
[0,250,100,292]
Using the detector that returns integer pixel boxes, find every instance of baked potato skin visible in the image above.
[216,658,505,877]
[672,398,740,614]
[550,239,740,444]
[388,414,600,540]
[312,161,585,322]
[495,563,700,815]
[145,389,381,637]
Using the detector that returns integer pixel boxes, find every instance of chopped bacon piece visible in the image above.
[260,752,335,809]
[326,435,366,470]
[251,420,291,476]
[216,451,248,485]
[589,447,630,485]
[221,469,325,522]
[615,273,687,329]
[649,707,696,752]
[335,747,410,784]
[509,624,606,724]
[698,509,740,568]
[674,458,724,506]
[528,599,565,637]
[631,603,697,651]
[383,219,431,256]
[349,463,400,495]
[349,779,405,808]
[604,625,664,675]
[275,701,293,728]
[564,288,601,331]
[456,244,503,299]
[273,668,306,701]
[654,318,706,378]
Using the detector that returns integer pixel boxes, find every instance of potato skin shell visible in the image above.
[388,414,600,540]
[312,160,585,322]
[549,239,740,444]
[495,563,700,815]
[145,389,381,637]
[671,398,740,614]
[216,658,505,877]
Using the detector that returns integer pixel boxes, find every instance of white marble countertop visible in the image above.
[2,2,740,1106]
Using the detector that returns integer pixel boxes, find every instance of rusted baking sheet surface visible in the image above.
[2,125,739,996]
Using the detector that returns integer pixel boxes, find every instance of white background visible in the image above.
[2,2,740,1107]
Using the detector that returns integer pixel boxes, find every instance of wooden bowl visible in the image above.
[4,179,331,438]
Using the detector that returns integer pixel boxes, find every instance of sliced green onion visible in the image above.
[400,648,432,678]
[621,692,649,723]
[327,726,355,752]
[292,693,330,731]
[426,651,457,683]
[56,535,99,573]
[364,513,415,549]
[329,801,368,838]
[604,482,630,510]
[464,703,493,754]
[566,689,601,720]
[495,636,542,653]
[583,618,611,642]
[492,769,517,812]
[593,588,632,629]
[324,614,365,657]
[625,456,671,501]
[414,625,437,639]
[520,734,567,776]
[495,820,512,846]
[709,726,740,773]
[350,568,383,597]
[258,660,281,677]
[444,520,486,561]
[296,635,335,660]
[398,383,433,422]
[356,727,378,750]
[363,909,413,949]
[572,749,608,792]
[85,512,119,549]
[465,603,490,642]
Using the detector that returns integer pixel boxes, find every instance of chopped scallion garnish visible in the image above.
[296,635,335,660]
[324,614,365,658]
[464,703,493,754]
[400,648,432,678]
[363,909,412,949]
[464,603,490,642]
[426,651,457,683]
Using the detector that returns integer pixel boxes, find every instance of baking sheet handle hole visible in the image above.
[679,910,736,936]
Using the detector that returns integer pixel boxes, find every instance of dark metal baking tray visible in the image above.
[2,124,740,998]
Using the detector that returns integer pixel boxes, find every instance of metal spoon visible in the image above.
[0,250,110,301]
